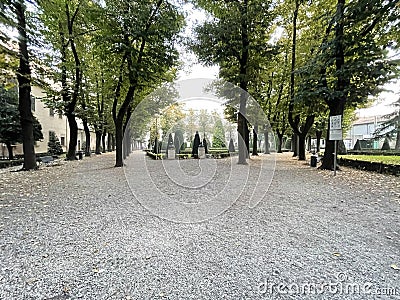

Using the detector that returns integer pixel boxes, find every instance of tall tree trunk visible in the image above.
[123,106,133,158]
[6,142,14,160]
[287,0,315,160]
[123,128,130,159]
[292,133,298,156]
[112,134,115,151]
[237,0,249,165]
[316,130,322,153]
[252,126,258,155]
[15,0,36,170]
[102,128,107,153]
[307,135,312,152]
[395,119,400,150]
[245,121,250,158]
[298,134,306,160]
[238,112,248,164]
[321,104,345,169]
[83,118,91,156]
[115,119,124,167]
[66,113,78,160]
[107,132,112,152]
[320,0,346,170]
[264,126,270,154]
[395,130,400,150]
[277,133,284,153]
[60,3,82,161]
[95,130,102,154]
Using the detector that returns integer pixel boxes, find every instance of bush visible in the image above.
[48,131,63,155]
[0,159,23,169]
[382,137,391,150]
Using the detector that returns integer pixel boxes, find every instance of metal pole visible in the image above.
[334,140,337,176]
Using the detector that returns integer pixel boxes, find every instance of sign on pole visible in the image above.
[329,115,342,176]
[329,115,342,141]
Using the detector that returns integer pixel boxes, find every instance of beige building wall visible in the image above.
[30,86,69,154]
[9,85,98,156]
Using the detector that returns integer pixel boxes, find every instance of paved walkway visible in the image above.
[0,152,399,299]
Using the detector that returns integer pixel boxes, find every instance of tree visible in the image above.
[287,0,315,161]
[101,0,184,167]
[212,115,226,148]
[191,0,277,164]
[160,103,186,138]
[192,131,201,158]
[0,86,43,160]
[228,138,235,152]
[174,129,185,154]
[1,0,37,169]
[48,131,63,155]
[167,133,174,147]
[381,136,391,151]
[38,0,99,160]
[185,108,197,143]
[374,98,400,150]
[198,109,211,137]
[311,0,400,169]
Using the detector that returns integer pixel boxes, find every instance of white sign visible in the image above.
[329,129,343,140]
[329,115,342,140]
[330,115,342,130]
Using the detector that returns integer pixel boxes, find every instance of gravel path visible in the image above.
[0,152,399,299]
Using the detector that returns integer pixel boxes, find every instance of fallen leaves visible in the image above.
[390,264,399,270]
[92,267,105,273]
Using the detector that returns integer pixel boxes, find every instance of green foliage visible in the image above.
[198,109,212,136]
[167,133,174,147]
[0,86,43,147]
[353,139,361,151]
[191,0,277,83]
[47,131,63,155]
[212,116,226,148]
[339,155,400,166]
[381,137,391,150]
[228,138,235,152]
[0,87,22,145]
[374,98,400,149]
[160,103,186,137]
[174,129,185,153]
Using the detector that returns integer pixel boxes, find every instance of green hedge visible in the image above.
[347,150,400,156]
[339,158,400,176]
[0,159,23,169]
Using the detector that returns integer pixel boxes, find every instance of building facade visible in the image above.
[1,85,97,157]
[344,116,395,150]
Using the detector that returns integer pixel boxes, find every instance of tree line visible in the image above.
[0,0,399,170]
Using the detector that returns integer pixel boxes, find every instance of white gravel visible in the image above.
[0,151,399,299]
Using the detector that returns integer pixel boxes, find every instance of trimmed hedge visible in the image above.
[145,150,235,160]
[347,150,400,156]
[338,158,400,176]
[146,151,165,159]
[0,159,23,169]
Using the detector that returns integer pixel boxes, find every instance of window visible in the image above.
[59,112,63,119]
[31,95,35,111]
[60,136,65,146]
[49,107,54,117]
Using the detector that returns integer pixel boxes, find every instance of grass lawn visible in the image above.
[339,155,400,165]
